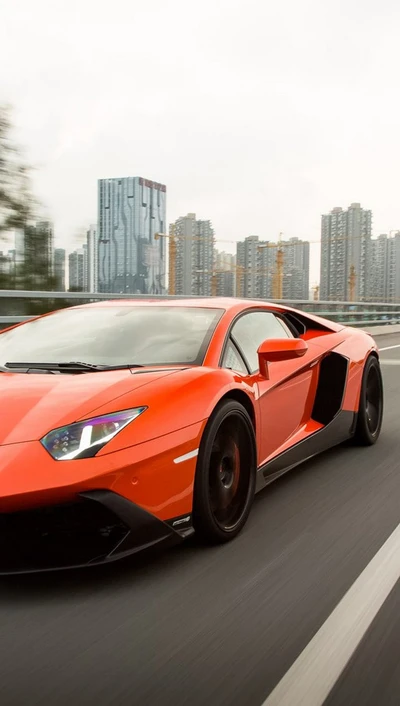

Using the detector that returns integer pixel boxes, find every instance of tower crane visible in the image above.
[209,265,244,296]
[257,232,285,299]
[155,228,177,295]
[348,264,356,302]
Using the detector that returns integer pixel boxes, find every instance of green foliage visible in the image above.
[0,105,35,235]
[0,106,57,294]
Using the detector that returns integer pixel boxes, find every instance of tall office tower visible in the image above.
[320,203,372,301]
[86,224,98,292]
[68,248,85,291]
[54,248,66,291]
[97,176,166,294]
[171,213,215,295]
[282,237,310,300]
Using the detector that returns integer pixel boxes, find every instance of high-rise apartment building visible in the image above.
[68,248,85,291]
[172,213,215,295]
[370,232,400,302]
[173,213,196,295]
[54,248,66,291]
[213,250,236,297]
[13,221,55,290]
[236,235,309,300]
[283,237,310,300]
[193,219,215,295]
[97,176,166,294]
[320,203,372,301]
[236,236,272,299]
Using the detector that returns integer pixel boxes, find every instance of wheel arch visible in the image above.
[215,389,256,432]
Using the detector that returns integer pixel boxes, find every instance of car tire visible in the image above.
[192,399,256,544]
[353,355,383,446]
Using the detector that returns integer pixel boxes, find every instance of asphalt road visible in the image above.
[1,332,400,706]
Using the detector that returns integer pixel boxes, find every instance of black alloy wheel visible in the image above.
[353,355,384,446]
[193,399,256,543]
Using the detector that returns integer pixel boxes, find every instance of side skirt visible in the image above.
[255,410,357,493]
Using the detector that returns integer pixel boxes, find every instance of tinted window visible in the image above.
[0,306,224,367]
[222,340,248,374]
[231,311,292,373]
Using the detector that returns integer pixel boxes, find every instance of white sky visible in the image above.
[2,0,400,284]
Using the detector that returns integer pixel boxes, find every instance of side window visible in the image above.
[230,311,292,373]
[222,339,248,374]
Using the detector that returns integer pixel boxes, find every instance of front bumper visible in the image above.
[0,490,192,574]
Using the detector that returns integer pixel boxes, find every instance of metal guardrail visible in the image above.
[0,290,399,329]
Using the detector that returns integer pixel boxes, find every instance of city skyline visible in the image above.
[4,193,400,302]
[6,181,399,291]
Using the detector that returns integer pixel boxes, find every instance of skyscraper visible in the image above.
[193,219,215,296]
[370,231,400,302]
[68,249,85,291]
[14,220,55,290]
[214,251,236,297]
[86,224,98,292]
[320,203,372,301]
[54,248,66,291]
[283,237,310,300]
[172,213,215,295]
[236,235,309,300]
[236,236,273,298]
[173,213,196,295]
[97,176,166,294]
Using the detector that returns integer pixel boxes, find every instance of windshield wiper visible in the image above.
[4,361,145,372]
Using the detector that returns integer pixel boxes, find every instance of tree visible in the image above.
[0,105,35,235]
[0,106,57,301]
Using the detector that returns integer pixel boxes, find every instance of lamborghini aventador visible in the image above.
[0,298,383,572]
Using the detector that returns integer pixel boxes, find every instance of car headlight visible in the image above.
[40,407,147,461]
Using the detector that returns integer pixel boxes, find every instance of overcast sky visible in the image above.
[2,0,400,283]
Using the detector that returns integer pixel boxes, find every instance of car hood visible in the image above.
[0,367,182,445]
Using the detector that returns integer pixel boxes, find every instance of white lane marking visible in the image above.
[261,522,400,706]
[379,343,400,352]
[173,448,199,464]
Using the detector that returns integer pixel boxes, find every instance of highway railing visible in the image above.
[0,290,399,329]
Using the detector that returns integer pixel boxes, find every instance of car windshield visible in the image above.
[0,306,225,368]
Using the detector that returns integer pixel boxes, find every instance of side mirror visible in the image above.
[257,338,308,378]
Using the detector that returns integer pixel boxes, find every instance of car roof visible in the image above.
[77,297,281,311]
[72,297,343,333]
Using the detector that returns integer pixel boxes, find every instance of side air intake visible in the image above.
[312,352,349,425]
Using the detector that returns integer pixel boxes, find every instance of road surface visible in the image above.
[1,332,400,706]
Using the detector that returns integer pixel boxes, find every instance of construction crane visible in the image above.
[348,264,356,302]
[155,228,218,295]
[257,232,285,299]
[209,265,244,296]
[154,228,177,295]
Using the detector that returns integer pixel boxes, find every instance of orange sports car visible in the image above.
[0,297,383,573]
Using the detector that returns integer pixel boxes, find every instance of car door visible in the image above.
[223,310,322,466]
